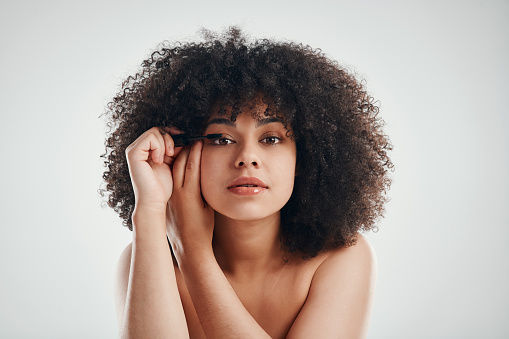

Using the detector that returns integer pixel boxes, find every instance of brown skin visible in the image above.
[114,103,377,338]
[101,28,393,259]
[176,238,376,339]
[115,232,376,338]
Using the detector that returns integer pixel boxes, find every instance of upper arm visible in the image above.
[287,235,377,339]
[114,242,132,330]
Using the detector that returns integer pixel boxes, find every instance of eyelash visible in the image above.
[209,135,282,146]
[210,137,234,146]
[260,136,282,145]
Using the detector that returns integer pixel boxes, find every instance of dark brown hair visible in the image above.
[101,27,393,258]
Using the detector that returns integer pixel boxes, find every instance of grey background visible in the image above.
[1,0,508,338]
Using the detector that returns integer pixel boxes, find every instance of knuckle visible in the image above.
[147,128,160,139]
[186,160,196,171]
[125,144,134,157]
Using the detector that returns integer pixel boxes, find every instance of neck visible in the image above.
[212,212,284,277]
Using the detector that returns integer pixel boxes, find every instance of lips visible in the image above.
[228,177,268,189]
[227,177,268,196]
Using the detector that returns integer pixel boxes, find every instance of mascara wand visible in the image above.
[172,133,223,147]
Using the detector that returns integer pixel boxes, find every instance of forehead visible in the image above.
[205,116,285,130]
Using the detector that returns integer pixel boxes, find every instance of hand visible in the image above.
[125,127,184,210]
[167,140,215,262]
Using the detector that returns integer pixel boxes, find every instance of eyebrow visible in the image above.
[204,116,284,129]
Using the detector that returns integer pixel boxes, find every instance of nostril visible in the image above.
[236,160,258,167]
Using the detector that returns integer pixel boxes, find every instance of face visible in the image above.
[200,101,297,222]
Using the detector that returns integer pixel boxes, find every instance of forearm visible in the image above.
[121,207,188,339]
[179,251,271,339]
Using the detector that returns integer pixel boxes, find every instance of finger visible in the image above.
[162,126,185,157]
[148,127,168,164]
[172,146,190,189]
[162,132,175,157]
[127,128,164,163]
[183,140,203,193]
[163,154,174,165]
[163,153,179,166]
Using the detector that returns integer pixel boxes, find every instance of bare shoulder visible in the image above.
[307,234,377,307]
[114,242,133,328]
[287,234,377,339]
[318,234,377,274]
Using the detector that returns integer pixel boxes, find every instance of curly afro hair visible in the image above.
[101,27,393,258]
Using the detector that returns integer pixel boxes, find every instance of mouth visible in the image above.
[227,177,268,189]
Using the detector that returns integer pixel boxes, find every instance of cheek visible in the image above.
[271,151,297,192]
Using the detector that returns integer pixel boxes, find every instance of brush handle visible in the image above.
[172,133,222,147]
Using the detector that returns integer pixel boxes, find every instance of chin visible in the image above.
[202,189,292,223]
[209,202,280,222]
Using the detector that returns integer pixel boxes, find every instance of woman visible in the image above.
[102,27,392,338]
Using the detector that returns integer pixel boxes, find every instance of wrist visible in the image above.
[132,204,167,235]
[134,200,168,213]
[175,243,215,268]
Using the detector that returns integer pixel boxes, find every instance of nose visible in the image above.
[234,142,260,168]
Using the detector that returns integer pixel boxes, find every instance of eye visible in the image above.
[210,136,235,145]
[260,136,282,145]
